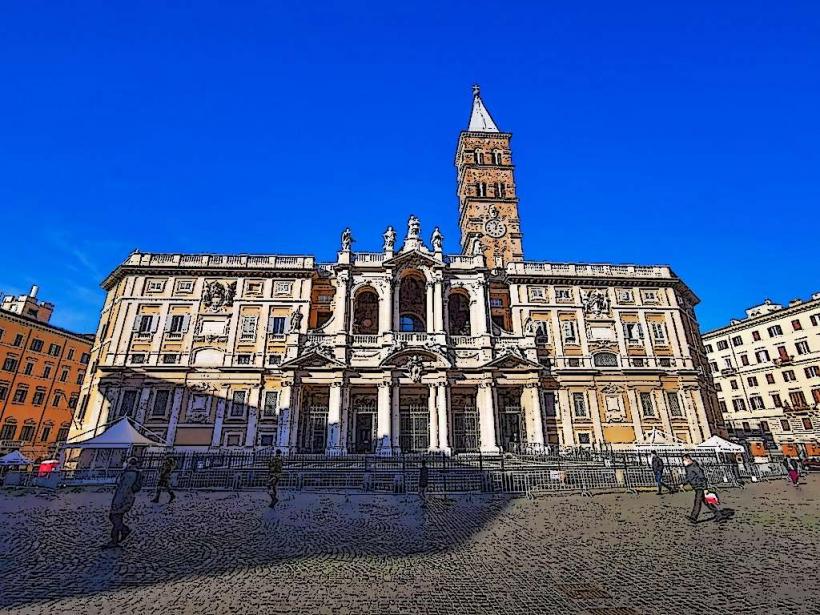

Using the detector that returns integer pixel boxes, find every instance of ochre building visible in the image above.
[0,287,93,459]
[70,88,722,454]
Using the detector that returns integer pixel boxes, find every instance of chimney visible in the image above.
[30,285,39,298]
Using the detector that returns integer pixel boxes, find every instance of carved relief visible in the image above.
[202,281,236,312]
[582,289,611,317]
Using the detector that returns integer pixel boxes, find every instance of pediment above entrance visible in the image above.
[380,347,452,370]
[279,350,344,370]
[481,350,543,371]
[383,249,443,270]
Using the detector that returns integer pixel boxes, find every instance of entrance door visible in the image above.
[501,412,522,452]
[355,413,374,453]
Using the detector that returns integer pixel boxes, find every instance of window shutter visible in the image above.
[132,317,141,332]
[267,318,274,333]
[164,316,173,332]
[284,316,291,333]
[150,316,159,333]
[637,323,644,339]
[622,323,629,339]
[182,315,190,332]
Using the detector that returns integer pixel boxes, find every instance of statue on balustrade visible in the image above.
[431,227,443,252]
[407,215,421,239]
[341,228,353,251]
[383,226,396,251]
[289,307,304,333]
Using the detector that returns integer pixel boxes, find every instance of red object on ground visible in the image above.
[37,460,59,477]
[704,491,720,506]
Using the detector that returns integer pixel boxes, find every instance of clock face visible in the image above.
[484,219,506,238]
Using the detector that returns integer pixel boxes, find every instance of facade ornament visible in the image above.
[600,384,623,395]
[471,236,483,255]
[583,289,611,317]
[341,228,354,251]
[524,317,547,339]
[407,215,421,239]
[406,355,425,383]
[289,307,304,333]
[202,281,237,311]
[383,226,396,251]
[431,227,443,252]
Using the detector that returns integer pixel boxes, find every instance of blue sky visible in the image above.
[1,2,818,333]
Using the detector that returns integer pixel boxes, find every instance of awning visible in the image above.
[0,450,34,466]
[635,427,687,447]
[64,417,169,449]
[697,435,745,453]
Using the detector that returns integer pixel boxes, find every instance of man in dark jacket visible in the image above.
[152,456,177,504]
[418,458,429,506]
[682,454,719,523]
[650,452,676,494]
[102,457,142,549]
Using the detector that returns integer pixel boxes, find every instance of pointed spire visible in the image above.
[467,84,500,132]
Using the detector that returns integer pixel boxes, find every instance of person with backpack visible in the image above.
[102,457,143,549]
[650,452,676,495]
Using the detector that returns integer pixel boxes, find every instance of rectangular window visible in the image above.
[68,394,78,409]
[783,370,796,382]
[48,343,61,356]
[76,372,84,385]
[716,340,729,350]
[641,289,659,303]
[230,390,247,418]
[795,340,810,355]
[161,354,179,364]
[617,289,634,303]
[704,343,713,353]
[780,419,791,432]
[710,361,718,373]
[273,281,293,296]
[137,315,154,334]
[776,345,789,360]
[0,385,7,401]
[59,368,69,382]
[23,362,34,375]
[489,298,503,308]
[650,322,667,344]
[792,319,802,331]
[765,373,775,384]
[741,421,751,431]
[813,388,820,404]
[3,357,18,372]
[750,396,765,410]
[151,390,170,417]
[802,418,813,430]
[168,314,186,334]
[236,354,252,365]
[263,391,279,418]
[771,393,782,407]
[724,358,732,369]
[767,324,783,337]
[119,390,138,418]
[555,288,572,302]
[759,421,770,432]
[718,400,727,413]
[755,349,770,363]
[730,380,738,390]
[40,426,52,441]
[246,281,264,296]
[13,334,24,347]
[751,331,761,341]
[30,338,44,352]
[804,366,820,378]
[175,279,195,294]
[12,387,28,403]
[225,433,242,447]
[32,389,45,405]
[577,433,591,445]
[562,321,577,343]
[52,392,62,407]
[240,316,258,340]
[130,353,146,364]
[715,383,722,392]
[623,322,644,342]
[0,423,16,440]
[747,376,758,387]
[740,354,749,366]
[572,392,587,417]
[80,352,90,364]
[666,391,682,417]
[269,317,286,335]
[56,426,69,442]
[20,425,35,442]
[268,354,283,366]
[731,335,743,346]
[42,365,51,379]
[639,392,655,417]
[66,348,75,360]
[789,391,807,408]
[732,398,747,412]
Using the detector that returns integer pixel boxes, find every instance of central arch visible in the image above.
[398,271,427,332]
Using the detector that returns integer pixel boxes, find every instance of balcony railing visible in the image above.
[507,262,671,279]
[352,253,386,265]
[352,334,379,346]
[394,332,431,344]
[124,252,315,270]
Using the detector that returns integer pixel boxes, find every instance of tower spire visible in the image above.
[467,84,499,132]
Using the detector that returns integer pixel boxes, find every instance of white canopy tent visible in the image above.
[697,435,745,453]
[0,450,34,466]
[634,428,689,449]
[64,417,168,449]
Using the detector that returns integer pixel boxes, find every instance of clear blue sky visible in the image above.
[1,2,818,333]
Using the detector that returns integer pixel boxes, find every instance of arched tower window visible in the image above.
[496,182,507,198]
[492,149,502,165]
[448,292,471,336]
[352,288,379,335]
[475,149,485,165]
[398,273,426,332]
[476,182,487,197]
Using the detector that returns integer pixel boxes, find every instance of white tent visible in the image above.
[64,417,168,449]
[635,428,688,448]
[0,450,34,466]
[697,435,745,453]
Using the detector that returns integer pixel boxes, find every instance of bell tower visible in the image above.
[456,85,523,268]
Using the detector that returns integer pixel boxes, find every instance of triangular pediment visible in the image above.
[482,351,543,371]
[279,350,344,369]
[383,249,442,269]
[381,347,451,369]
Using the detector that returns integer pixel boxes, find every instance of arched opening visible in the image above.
[475,149,485,164]
[489,282,512,333]
[398,273,427,332]
[447,292,471,335]
[352,288,379,334]
[492,149,502,165]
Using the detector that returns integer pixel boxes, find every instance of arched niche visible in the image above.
[447,290,471,335]
[352,286,379,335]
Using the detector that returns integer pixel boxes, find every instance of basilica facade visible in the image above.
[69,88,723,454]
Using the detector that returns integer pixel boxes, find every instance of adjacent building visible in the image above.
[704,294,820,457]
[69,87,721,454]
[0,286,94,459]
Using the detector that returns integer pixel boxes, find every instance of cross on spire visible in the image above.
[467,84,499,132]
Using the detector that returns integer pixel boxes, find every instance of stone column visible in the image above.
[332,271,350,334]
[654,388,673,440]
[523,383,545,448]
[287,385,302,451]
[433,278,444,332]
[426,281,435,333]
[244,387,260,447]
[390,382,401,451]
[165,387,184,446]
[474,280,489,336]
[135,387,152,425]
[478,380,500,453]
[379,280,392,335]
[689,387,711,443]
[627,388,644,443]
[376,381,392,455]
[587,388,605,445]
[275,380,293,451]
[339,385,350,453]
[557,389,574,447]
[428,384,439,451]
[211,395,226,447]
[437,384,450,453]
[326,381,344,453]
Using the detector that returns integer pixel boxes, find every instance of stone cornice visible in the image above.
[703,296,820,339]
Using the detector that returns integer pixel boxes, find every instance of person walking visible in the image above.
[152,456,177,504]
[650,452,676,494]
[418,458,430,506]
[784,456,799,486]
[681,454,721,523]
[267,449,283,508]
[102,457,143,549]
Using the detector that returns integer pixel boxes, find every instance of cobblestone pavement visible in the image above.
[1,479,818,614]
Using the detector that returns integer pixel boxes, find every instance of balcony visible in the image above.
[394,332,432,344]
[352,253,386,266]
[720,367,737,376]
[352,334,380,347]
[773,355,794,367]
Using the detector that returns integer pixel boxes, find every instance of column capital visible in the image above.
[478,380,494,389]
[523,381,540,389]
